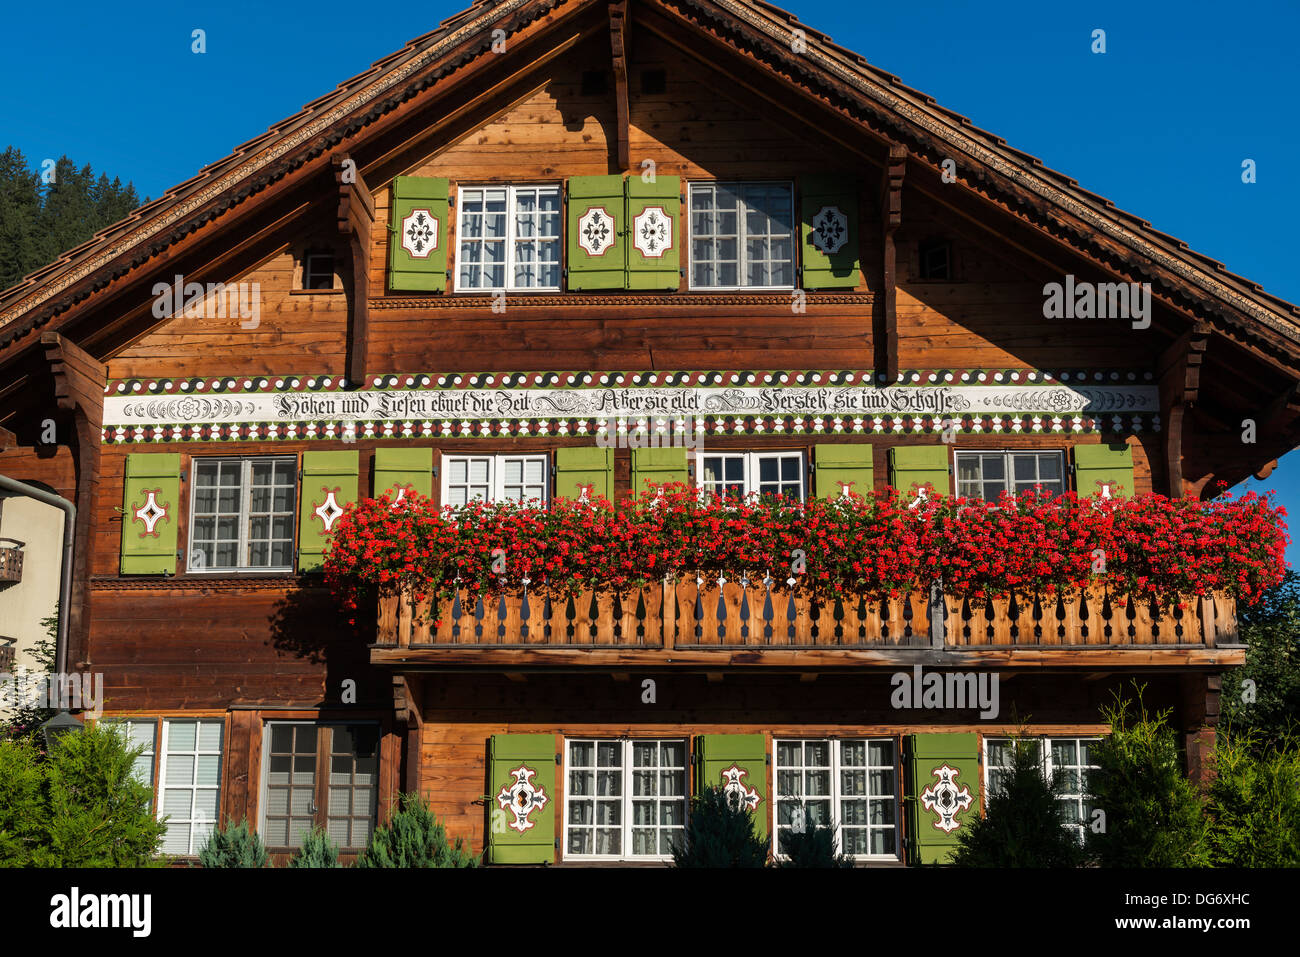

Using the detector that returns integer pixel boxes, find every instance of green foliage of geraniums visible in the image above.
[0,737,42,866]
[1084,686,1209,868]
[1203,728,1300,867]
[951,735,1086,868]
[289,826,342,868]
[354,792,479,868]
[31,721,167,867]
[670,786,769,868]
[198,818,269,868]
[1221,569,1300,754]
[774,806,853,868]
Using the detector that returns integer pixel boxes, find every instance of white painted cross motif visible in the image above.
[836,480,855,499]
[920,764,973,833]
[811,205,849,254]
[578,207,616,256]
[576,482,594,503]
[312,488,344,532]
[633,206,672,258]
[720,764,762,812]
[496,765,549,833]
[400,208,439,259]
[132,489,169,537]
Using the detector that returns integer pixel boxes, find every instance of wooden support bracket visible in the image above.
[609,0,630,171]
[875,144,906,383]
[1157,323,1210,497]
[334,153,375,388]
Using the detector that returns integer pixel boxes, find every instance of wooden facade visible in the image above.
[0,0,1297,865]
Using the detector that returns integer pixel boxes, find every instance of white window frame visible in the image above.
[187,455,297,573]
[772,737,901,863]
[562,737,689,863]
[954,449,1067,501]
[697,450,805,502]
[157,718,225,856]
[687,181,795,291]
[439,453,549,506]
[454,184,562,292]
[983,735,1101,843]
[106,718,158,789]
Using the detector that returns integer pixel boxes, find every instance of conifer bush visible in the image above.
[33,722,167,867]
[670,786,769,868]
[289,826,342,868]
[354,792,478,867]
[774,807,853,868]
[951,736,1085,867]
[198,818,269,868]
[0,737,42,866]
[1084,690,1209,867]
[1204,729,1300,867]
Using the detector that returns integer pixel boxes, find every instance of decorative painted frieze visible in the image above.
[101,368,1160,443]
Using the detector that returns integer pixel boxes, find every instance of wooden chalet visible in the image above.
[1,0,1297,865]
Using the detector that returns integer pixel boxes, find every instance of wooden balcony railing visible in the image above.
[375,581,1238,651]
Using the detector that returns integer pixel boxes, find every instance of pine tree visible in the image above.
[289,826,342,868]
[354,792,479,867]
[0,737,42,866]
[32,721,167,867]
[951,736,1085,867]
[670,786,769,868]
[0,146,43,289]
[197,818,269,867]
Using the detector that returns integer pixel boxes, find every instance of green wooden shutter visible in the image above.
[554,447,614,502]
[626,175,680,290]
[799,174,860,289]
[567,175,625,290]
[814,444,874,499]
[629,447,688,495]
[373,447,432,501]
[297,450,359,572]
[121,453,182,575]
[388,175,449,292]
[889,446,950,496]
[905,733,979,865]
[1074,443,1135,498]
[696,733,768,839]
[488,733,556,864]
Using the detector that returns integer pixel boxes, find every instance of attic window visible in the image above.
[303,251,336,290]
[918,239,951,281]
[641,69,666,95]
[581,70,608,96]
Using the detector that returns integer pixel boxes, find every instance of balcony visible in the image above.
[371,581,1241,670]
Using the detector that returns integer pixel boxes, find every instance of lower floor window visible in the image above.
[261,722,379,851]
[698,450,805,501]
[159,719,225,855]
[774,738,899,859]
[985,736,1099,842]
[565,738,687,860]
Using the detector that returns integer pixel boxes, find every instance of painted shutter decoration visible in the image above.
[1074,442,1135,499]
[373,447,432,504]
[905,733,979,864]
[488,733,556,864]
[889,446,950,497]
[695,733,768,839]
[388,175,449,292]
[626,175,680,290]
[567,175,625,290]
[814,444,874,499]
[121,453,182,575]
[297,450,359,572]
[799,173,860,289]
[629,447,688,496]
[554,447,614,502]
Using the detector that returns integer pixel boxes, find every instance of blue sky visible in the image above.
[1,0,1296,564]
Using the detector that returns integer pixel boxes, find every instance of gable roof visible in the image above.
[2,0,1298,368]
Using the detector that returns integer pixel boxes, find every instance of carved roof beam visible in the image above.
[874,144,906,384]
[610,0,630,171]
[1157,324,1210,497]
[334,153,375,388]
